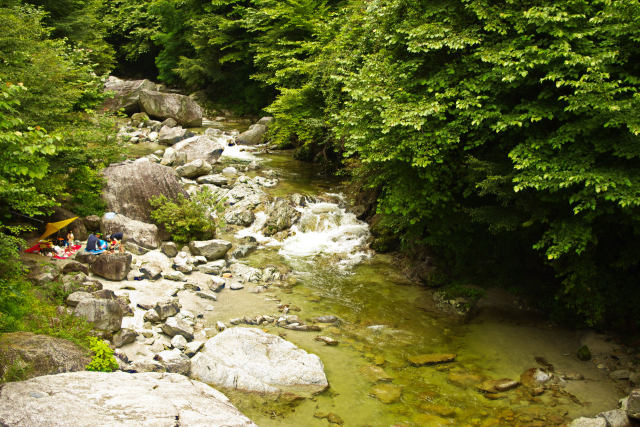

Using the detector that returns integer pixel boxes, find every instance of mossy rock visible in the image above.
[576,345,591,361]
[0,332,90,383]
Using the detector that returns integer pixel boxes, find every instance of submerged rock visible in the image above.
[190,327,328,395]
[370,383,402,404]
[0,371,257,426]
[407,353,456,366]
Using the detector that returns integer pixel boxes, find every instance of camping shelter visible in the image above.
[38,217,78,241]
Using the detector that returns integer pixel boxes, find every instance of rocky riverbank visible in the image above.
[3,78,640,426]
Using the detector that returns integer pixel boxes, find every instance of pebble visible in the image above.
[230,282,244,290]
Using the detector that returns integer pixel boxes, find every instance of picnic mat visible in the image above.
[53,244,82,259]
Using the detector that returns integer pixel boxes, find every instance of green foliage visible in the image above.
[0,233,29,331]
[85,337,118,372]
[150,186,225,244]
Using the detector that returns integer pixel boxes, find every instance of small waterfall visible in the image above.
[279,202,372,267]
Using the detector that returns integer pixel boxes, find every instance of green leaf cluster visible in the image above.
[85,337,118,372]
[150,186,225,244]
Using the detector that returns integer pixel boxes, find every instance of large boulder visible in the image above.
[103,76,158,114]
[0,371,257,426]
[155,349,191,375]
[90,252,132,281]
[171,135,226,164]
[189,239,232,260]
[262,197,301,236]
[175,159,213,179]
[73,296,123,332]
[139,90,203,127]
[102,159,188,222]
[236,123,267,145]
[101,213,160,249]
[0,332,90,382]
[190,328,328,395]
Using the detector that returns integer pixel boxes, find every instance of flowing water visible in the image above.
[206,144,623,426]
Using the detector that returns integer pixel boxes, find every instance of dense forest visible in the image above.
[1,0,639,334]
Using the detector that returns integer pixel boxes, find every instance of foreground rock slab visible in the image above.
[190,327,328,395]
[0,371,256,426]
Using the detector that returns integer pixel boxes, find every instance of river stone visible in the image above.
[476,378,520,393]
[597,409,631,427]
[138,90,203,127]
[140,263,162,281]
[171,135,226,164]
[144,309,161,324]
[176,158,213,178]
[0,332,91,382]
[112,328,138,348]
[66,291,93,308]
[90,252,132,281]
[185,341,204,357]
[626,389,640,419]
[62,261,89,275]
[0,371,257,426]
[190,327,328,395]
[197,174,229,186]
[83,214,101,231]
[225,207,256,227]
[569,418,608,427]
[162,316,194,341]
[447,372,484,388]
[161,241,178,257]
[103,76,158,113]
[101,213,160,249]
[171,334,188,350]
[370,383,402,404]
[199,259,227,275]
[73,297,123,332]
[27,263,61,286]
[262,197,301,236]
[189,239,232,260]
[520,367,552,388]
[163,270,187,281]
[236,123,267,145]
[360,365,393,383]
[155,299,180,321]
[154,349,191,375]
[157,125,192,146]
[131,112,149,127]
[102,159,188,222]
[408,353,456,366]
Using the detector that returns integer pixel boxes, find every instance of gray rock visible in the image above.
[197,174,229,186]
[171,334,188,350]
[73,297,123,332]
[176,158,213,178]
[199,260,227,275]
[162,316,194,341]
[173,251,195,273]
[257,116,274,127]
[236,123,267,145]
[162,270,187,282]
[112,328,138,348]
[626,389,640,419]
[101,213,160,249]
[224,206,256,227]
[262,197,301,236]
[0,332,90,381]
[598,409,631,427]
[140,263,162,280]
[209,276,226,292]
[171,135,226,164]
[196,291,218,301]
[130,112,149,127]
[103,76,157,113]
[143,309,161,324]
[184,341,204,357]
[127,269,144,281]
[190,328,328,395]
[124,241,149,255]
[229,263,262,283]
[222,166,238,176]
[65,292,92,308]
[27,263,61,286]
[157,125,192,146]
[189,239,232,260]
[161,241,178,257]
[139,90,203,127]
[83,214,101,231]
[155,299,181,321]
[232,244,257,259]
[0,371,256,426]
[62,261,89,275]
[161,117,178,128]
[102,159,188,223]
[90,252,132,281]
[74,251,100,265]
[230,282,244,290]
[569,418,607,427]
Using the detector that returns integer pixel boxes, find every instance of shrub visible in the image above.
[150,186,225,244]
[85,337,118,372]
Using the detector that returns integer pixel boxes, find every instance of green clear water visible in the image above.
[212,150,623,426]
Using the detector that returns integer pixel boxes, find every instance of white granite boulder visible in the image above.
[190,327,328,395]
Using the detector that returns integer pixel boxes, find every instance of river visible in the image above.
[183,141,623,426]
